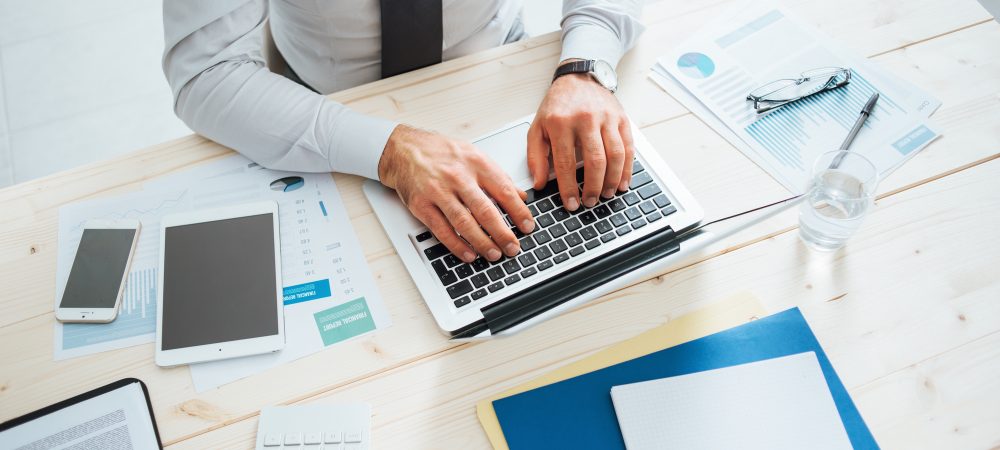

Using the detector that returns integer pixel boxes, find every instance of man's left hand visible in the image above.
[527,71,634,211]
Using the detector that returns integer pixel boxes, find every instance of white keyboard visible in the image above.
[255,404,371,450]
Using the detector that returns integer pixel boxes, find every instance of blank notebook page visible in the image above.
[610,352,852,450]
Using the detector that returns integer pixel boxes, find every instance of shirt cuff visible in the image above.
[327,106,398,181]
[560,23,625,68]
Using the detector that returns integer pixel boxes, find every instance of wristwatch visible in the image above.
[552,59,618,93]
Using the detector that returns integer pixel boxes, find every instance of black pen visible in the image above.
[831,92,879,168]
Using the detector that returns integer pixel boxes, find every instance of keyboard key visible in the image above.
[502,259,521,275]
[632,159,644,174]
[550,238,569,254]
[549,223,567,238]
[439,270,457,286]
[471,288,488,300]
[447,280,473,299]
[585,239,601,250]
[528,204,540,217]
[285,433,303,445]
[579,211,597,225]
[487,266,505,281]
[324,432,342,444]
[601,232,617,243]
[521,267,538,278]
[488,282,505,293]
[456,265,475,279]
[623,192,640,205]
[519,235,536,252]
[616,225,632,236]
[424,243,449,260]
[594,204,612,218]
[647,211,662,222]
[569,246,585,257]
[471,273,489,288]
[638,182,662,199]
[630,171,653,189]
[580,225,599,240]
[345,431,363,443]
[608,198,626,212]
[264,434,282,446]
[610,213,628,228]
[431,259,448,276]
[632,218,647,229]
[472,257,490,272]
[416,231,433,242]
[625,207,642,221]
[595,219,613,234]
[537,213,555,228]
[564,217,582,231]
[511,226,525,238]
[653,194,671,208]
[534,229,552,244]
[661,205,677,216]
[552,208,570,221]
[538,260,554,271]
[534,246,553,260]
[553,253,570,264]
[504,274,521,286]
[518,252,537,267]
[639,201,657,215]
[565,232,583,247]
[551,195,563,207]
[536,198,555,212]
[453,295,471,308]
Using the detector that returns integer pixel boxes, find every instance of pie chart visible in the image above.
[677,52,715,79]
[270,176,305,192]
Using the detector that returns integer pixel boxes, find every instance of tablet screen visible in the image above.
[161,213,279,350]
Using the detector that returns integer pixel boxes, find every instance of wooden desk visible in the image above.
[2,0,999,447]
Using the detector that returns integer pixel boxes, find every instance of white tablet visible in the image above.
[155,201,284,367]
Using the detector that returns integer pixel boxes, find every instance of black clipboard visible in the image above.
[0,378,163,449]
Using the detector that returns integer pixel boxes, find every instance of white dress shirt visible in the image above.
[162,0,643,181]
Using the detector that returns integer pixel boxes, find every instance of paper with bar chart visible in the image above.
[650,2,941,192]
[54,155,389,371]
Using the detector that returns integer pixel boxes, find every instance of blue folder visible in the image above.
[493,308,878,449]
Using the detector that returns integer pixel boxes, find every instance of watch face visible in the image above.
[592,60,618,92]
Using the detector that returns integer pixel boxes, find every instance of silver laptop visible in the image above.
[364,115,703,338]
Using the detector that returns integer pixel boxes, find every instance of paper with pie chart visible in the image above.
[54,155,390,391]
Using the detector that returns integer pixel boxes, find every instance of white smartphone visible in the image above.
[55,219,141,323]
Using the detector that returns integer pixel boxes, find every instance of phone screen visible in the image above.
[60,228,137,309]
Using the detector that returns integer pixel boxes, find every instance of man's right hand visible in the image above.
[378,125,535,263]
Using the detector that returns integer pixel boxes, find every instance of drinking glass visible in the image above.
[798,151,878,251]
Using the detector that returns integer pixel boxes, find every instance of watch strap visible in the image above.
[552,60,595,82]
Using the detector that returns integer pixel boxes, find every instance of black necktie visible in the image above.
[379,0,443,78]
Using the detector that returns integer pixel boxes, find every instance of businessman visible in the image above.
[163,0,643,263]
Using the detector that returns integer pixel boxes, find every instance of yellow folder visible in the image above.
[475,292,766,449]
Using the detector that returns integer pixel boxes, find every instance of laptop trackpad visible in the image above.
[473,122,533,187]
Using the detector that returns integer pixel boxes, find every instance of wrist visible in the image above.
[379,124,413,189]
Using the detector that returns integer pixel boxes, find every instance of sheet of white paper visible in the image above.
[53,155,390,376]
[650,1,941,192]
[610,352,852,450]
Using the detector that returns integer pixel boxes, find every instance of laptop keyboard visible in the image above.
[416,159,676,309]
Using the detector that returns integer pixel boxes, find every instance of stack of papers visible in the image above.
[53,155,390,391]
[650,1,941,192]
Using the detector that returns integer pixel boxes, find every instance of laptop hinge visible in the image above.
[450,226,680,339]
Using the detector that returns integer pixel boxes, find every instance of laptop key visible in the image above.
[528,204,540,217]
[424,243,450,260]
[553,253,570,264]
[638,183,662,199]
[601,232,617,243]
[630,171,653,189]
[608,198,626,212]
[595,219,613,234]
[521,267,538,278]
[431,259,448,277]
[416,231,433,242]
[502,259,521,275]
[569,246,585,257]
[632,159,644,174]
[646,211,662,222]
[580,225,599,240]
[639,201,657,215]
[632,218,647,229]
[447,280,473,299]
[534,229,552,244]
[504,274,521,286]
[625,207,642,221]
[454,296,471,308]
[471,257,490,272]
[661,205,677,216]
[565,232,583,247]
[439,270,457,286]
[487,266,505,281]
[456,265,474,278]
[519,235,536,252]
[610,213,628,228]
[471,273,489,288]
[518,252,537,267]
[564,217,582,231]
[552,208,570,221]
[537,213,555,228]
[534,246,553,260]
[616,226,631,236]
[536,198,555,213]
[488,282,505,293]
[549,223,567,238]
[538,259,554,271]
[550,238,569,254]
[653,194,671,208]
[579,211,597,225]
[623,192,640,205]
[471,289,488,301]
[585,239,601,250]
[594,205,612,218]
[444,254,463,268]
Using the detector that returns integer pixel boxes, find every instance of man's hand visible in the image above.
[378,125,535,263]
[527,71,635,211]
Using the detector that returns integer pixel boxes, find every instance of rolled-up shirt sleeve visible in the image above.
[162,0,396,180]
[559,0,644,68]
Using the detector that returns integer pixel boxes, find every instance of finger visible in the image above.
[456,184,520,257]
[526,121,551,190]
[618,119,636,192]
[601,123,626,198]
[440,196,504,261]
[413,205,476,263]
[550,129,581,211]
[580,131,607,208]
[479,160,535,234]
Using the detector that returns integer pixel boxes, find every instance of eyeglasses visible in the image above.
[746,67,851,114]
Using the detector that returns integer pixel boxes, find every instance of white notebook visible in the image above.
[610,352,852,450]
